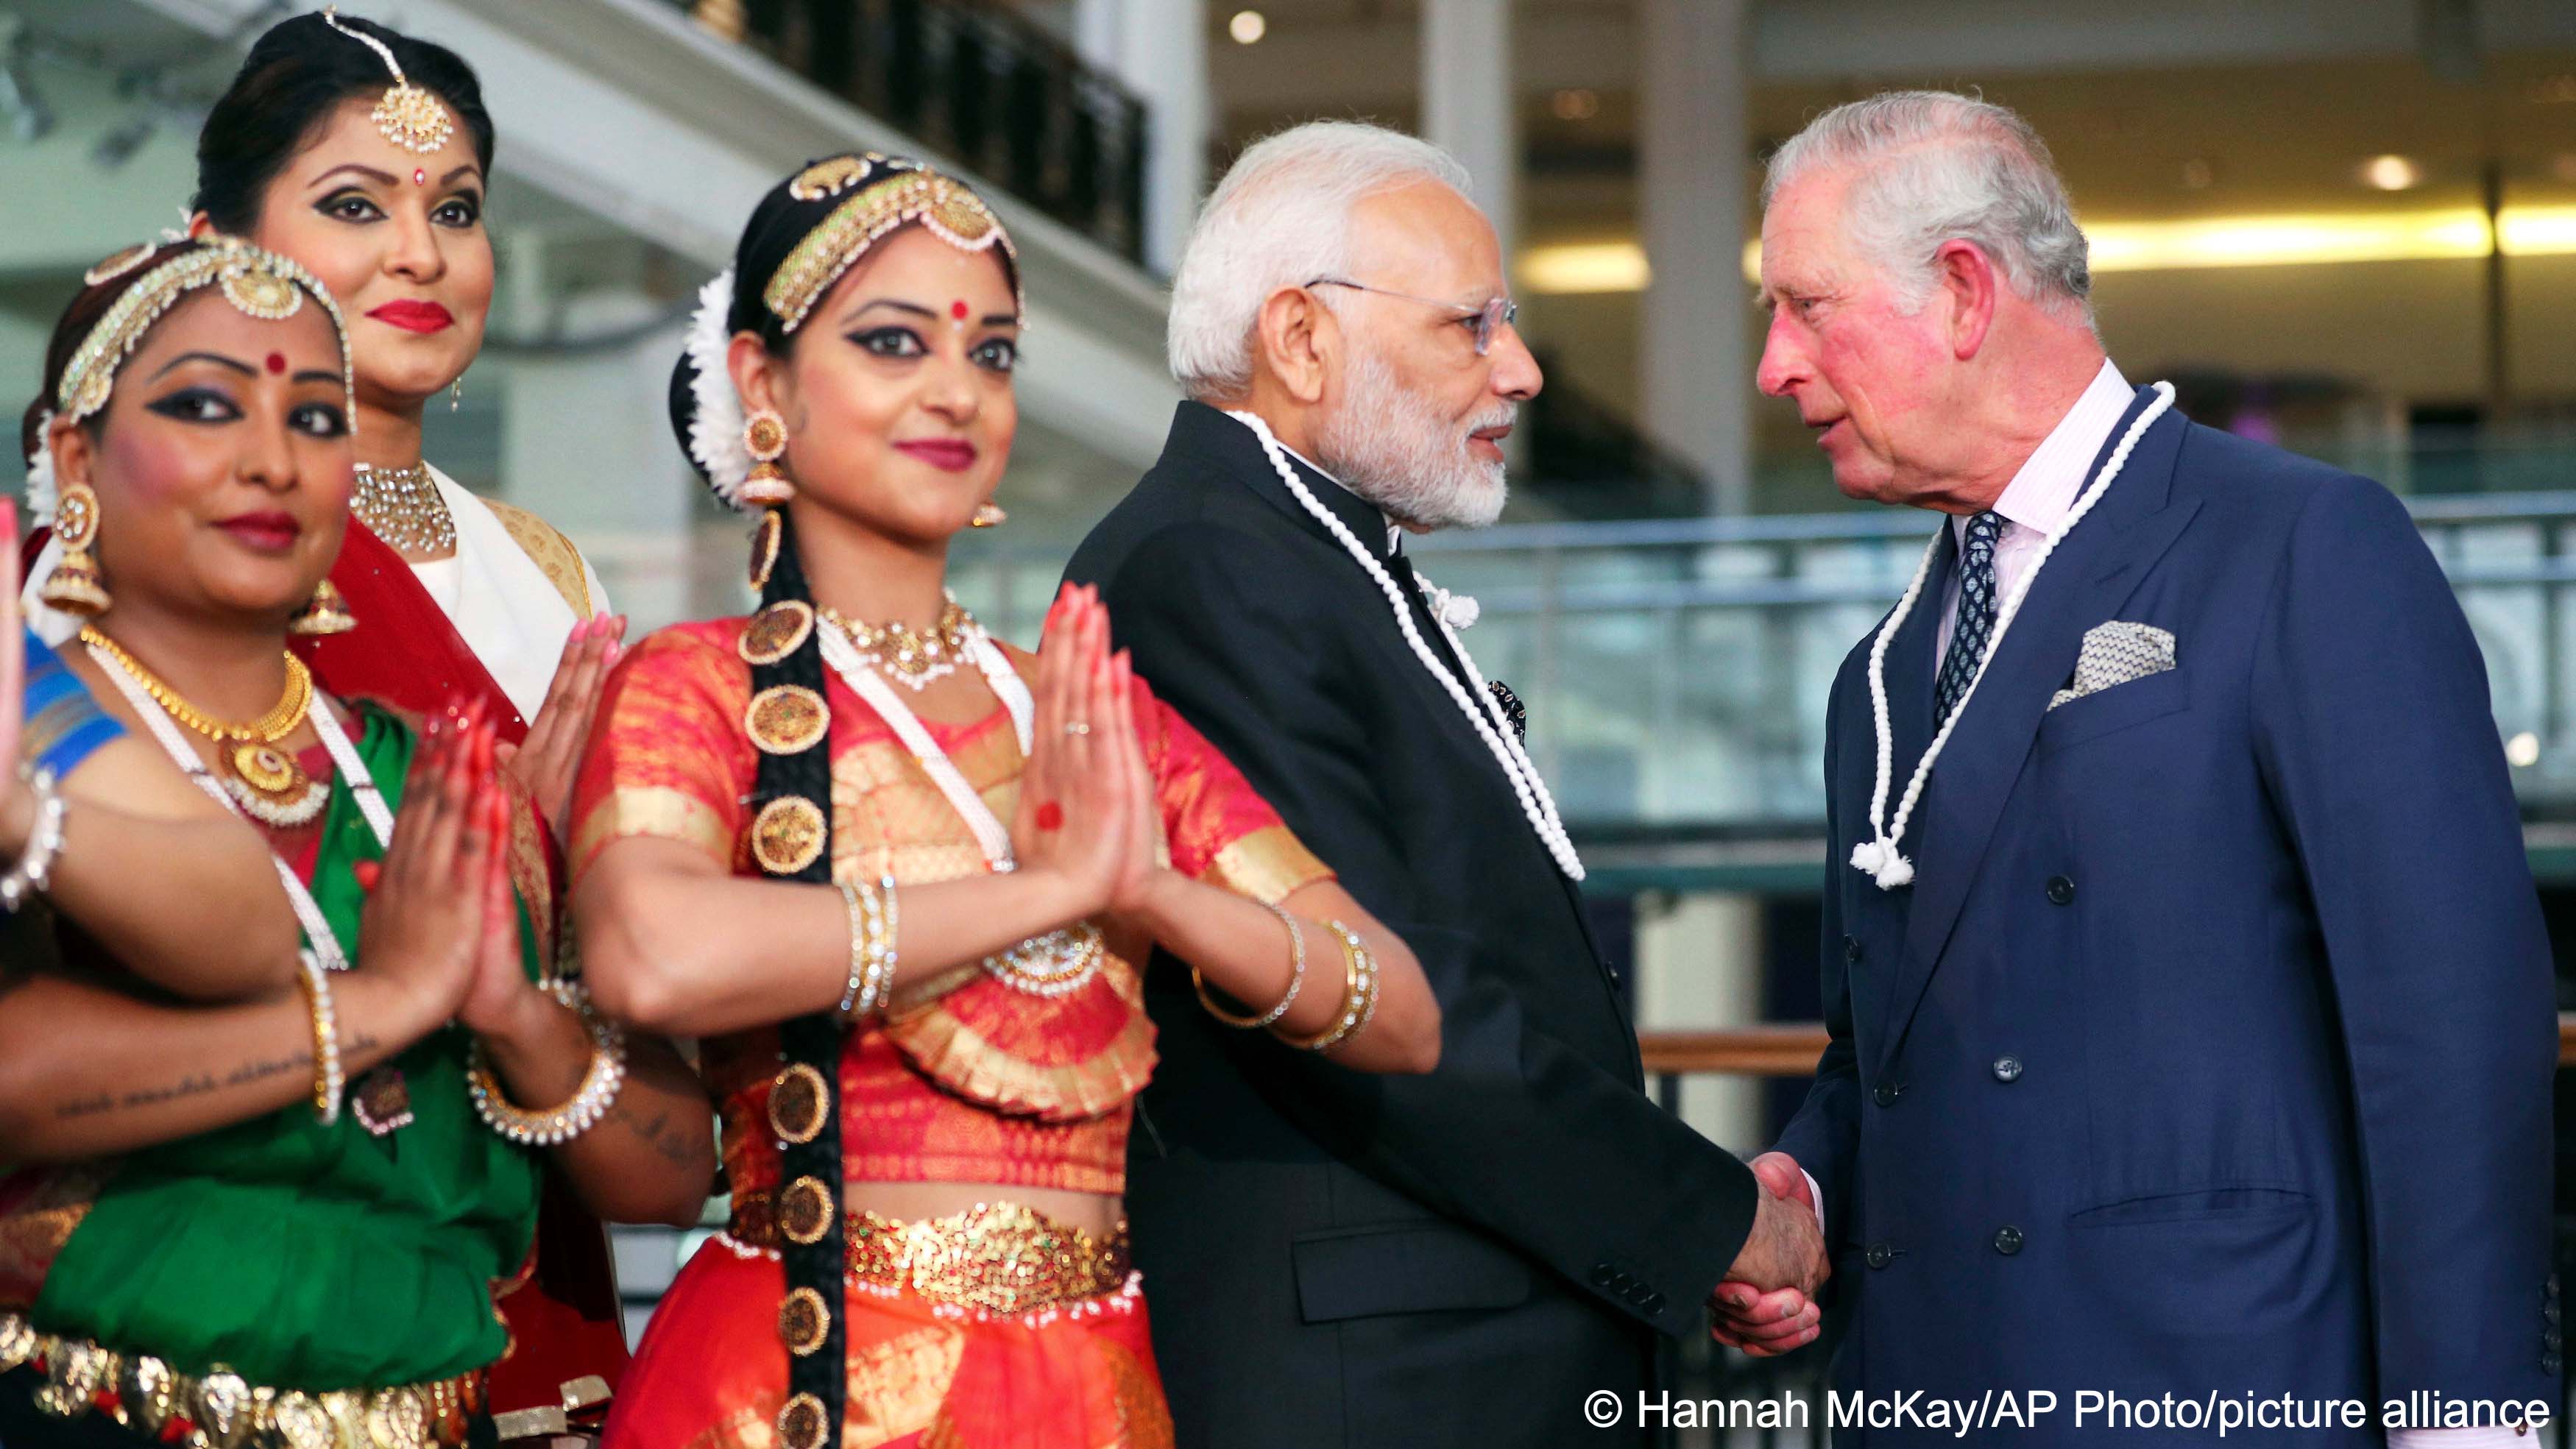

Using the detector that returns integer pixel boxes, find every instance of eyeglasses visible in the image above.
[1306,278,1519,356]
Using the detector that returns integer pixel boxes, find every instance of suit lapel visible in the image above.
[1875,394,2200,1078]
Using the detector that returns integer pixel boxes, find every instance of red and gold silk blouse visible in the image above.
[567,619,1331,1200]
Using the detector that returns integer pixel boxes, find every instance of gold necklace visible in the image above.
[821,591,982,692]
[80,626,330,826]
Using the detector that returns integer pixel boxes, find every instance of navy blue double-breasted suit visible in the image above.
[1780,386,2559,1443]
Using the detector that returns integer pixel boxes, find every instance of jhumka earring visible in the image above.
[291,578,358,637]
[40,481,111,616]
[742,409,796,506]
[969,501,1007,529]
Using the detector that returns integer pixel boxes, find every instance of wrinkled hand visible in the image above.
[1008,585,1136,918]
[1710,1151,1826,1357]
[500,613,625,839]
[356,701,506,1025]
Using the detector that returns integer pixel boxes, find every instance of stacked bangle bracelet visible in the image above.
[1,765,66,913]
[1194,899,1306,1029]
[1273,921,1381,1054]
[837,874,897,1024]
[466,979,628,1146]
[983,922,1104,998]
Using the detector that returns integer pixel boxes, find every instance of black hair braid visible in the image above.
[748,507,850,1449]
[665,152,1016,1449]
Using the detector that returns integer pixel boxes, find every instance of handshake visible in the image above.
[1708,1152,1827,1357]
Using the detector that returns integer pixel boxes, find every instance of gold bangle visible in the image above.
[1270,921,1379,1053]
[1194,899,1306,1028]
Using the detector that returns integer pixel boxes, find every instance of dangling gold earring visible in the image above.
[741,409,794,506]
[969,502,1007,529]
[450,375,463,414]
[291,578,358,636]
[40,481,111,616]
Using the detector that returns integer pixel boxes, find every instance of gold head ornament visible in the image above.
[763,157,1021,333]
[55,236,354,428]
[319,7,456,156]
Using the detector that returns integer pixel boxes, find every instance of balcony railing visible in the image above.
[672,0,1150,262]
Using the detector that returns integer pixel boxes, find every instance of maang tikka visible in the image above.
[318,7,455,156]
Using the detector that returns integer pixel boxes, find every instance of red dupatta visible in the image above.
[297,519,632,1412]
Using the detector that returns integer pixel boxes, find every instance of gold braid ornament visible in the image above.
[79,626,330,826]
[763,165,1020,332]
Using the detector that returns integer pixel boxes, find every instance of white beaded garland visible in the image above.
[1224,411,1584,881]
[1848,382,2175,891]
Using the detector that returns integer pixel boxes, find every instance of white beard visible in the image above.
[1312,347,1512,531]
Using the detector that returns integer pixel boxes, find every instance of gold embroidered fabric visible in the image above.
[0,1168,107,1309]
[481,499,595,620]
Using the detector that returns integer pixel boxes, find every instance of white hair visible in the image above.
[1167,120,1472,398]
[1765,91,2093,325]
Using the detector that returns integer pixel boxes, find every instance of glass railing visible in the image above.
[939,487,2576,845]
[665,0,1150,262]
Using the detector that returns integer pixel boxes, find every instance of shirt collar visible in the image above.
[1962,357,2133,539]
[1222,410,1403,558]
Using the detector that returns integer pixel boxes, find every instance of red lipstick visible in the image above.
[215,510,302,552]
[367,300,454,333]
[894,439,978,472]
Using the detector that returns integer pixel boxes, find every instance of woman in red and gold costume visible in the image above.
[577,155,1442,1449]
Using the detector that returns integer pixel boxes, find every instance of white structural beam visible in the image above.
[1421,0,1518,261]
[1076,0,1210,277]
[1641,0,1749,513]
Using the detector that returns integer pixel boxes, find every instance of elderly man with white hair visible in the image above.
[1713,91,2557,1445]
[1066,121,1818,1447]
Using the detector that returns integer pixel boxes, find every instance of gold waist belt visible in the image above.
[729,1194,1133,1317]
[0,1310,485,1449]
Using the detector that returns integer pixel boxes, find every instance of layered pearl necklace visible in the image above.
[1225,411,1584,882]
[352,461,456,555]
[1847,382,2175,891]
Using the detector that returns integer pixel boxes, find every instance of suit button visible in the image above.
[2547,1303,2561,1326]
[1866,1244,1894,1269]
[1844,935,1863,965]
[1590,1264,1617,1289]
[2548,1328,2563,1351]
[1872,1083,1901,1107]
[2045,876,2076,905]
[1643,1292,1668,1314]
[1993,1225,2025,1255]
[1993,1056,2023,1083]
[2546,1355,2563,1378]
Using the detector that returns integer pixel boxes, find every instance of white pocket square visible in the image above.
[2049,621,2175,711]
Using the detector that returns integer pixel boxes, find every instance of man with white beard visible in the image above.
[1065,121,1820,1448]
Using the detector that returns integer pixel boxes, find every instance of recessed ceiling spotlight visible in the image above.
[2181,158,2214,190]
[1228,10,1267,44]
[2361,155,2423,191]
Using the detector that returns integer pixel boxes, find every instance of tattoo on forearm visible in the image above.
[614,1102,706,1167]
[50,1034,380,1122]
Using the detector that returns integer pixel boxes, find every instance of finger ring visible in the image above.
[1062,721,1091,737]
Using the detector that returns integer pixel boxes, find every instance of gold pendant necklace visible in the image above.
[821,591,983,692]
[80,626,330,826]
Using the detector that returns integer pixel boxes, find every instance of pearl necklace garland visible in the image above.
[351,462,457,555]
[1224,411,1584,882]
[1848,382,2174,891]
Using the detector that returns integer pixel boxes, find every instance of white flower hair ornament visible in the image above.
[24,410,58,524]
[683,266,756,510]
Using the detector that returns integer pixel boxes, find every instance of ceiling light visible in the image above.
[1550,88,1600,121]
[2508,732,2542,768]
[2360,155,2422,191]
[2180,158,2214,191]
[1519,241,1651,294]
[1228,10,1267,44]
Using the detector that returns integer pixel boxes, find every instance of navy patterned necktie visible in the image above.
[1935,510,2007,723]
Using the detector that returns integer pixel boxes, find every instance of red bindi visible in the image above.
[1036,802,1064,832]
[949,300,970,322]
[412,168,427,186]
[265,352,287,375]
